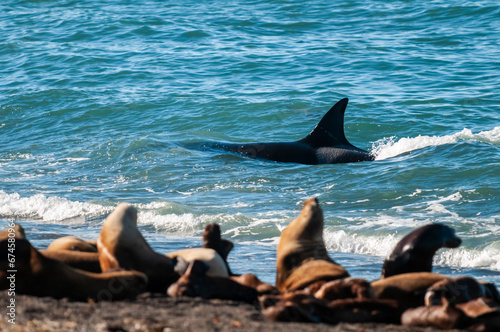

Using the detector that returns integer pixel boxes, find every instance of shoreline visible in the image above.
[1,291,461,332]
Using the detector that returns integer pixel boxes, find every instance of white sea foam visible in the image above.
[372,126,500,160]
[0,190,113,223]
[324,228,500,271]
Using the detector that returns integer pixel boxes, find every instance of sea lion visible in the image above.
[382,223,461,278]
[97,203,180,292]
[425,277,487,306]
[0,238,147,301]
[230,273,279,295]
[165,223,230,277]
[401,298,476,330]
[166,260,258,303]
[313,278,371,301]
[39,250,101,273]
[276,198,349,292]
[260,291,336,324]
[371,272,450,309]
[327,298,403,324]
[165,248,229,277]
[202,223,233,275]
[98,204,228,292]
[0,223,26,240]
[39,235,101,272]
[46,236,98,252]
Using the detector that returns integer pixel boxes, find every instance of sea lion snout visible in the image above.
[443,228,462,248]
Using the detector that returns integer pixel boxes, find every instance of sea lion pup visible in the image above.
[276,198,349,292]
[371,272,450,309]
[167,260,258,303]
[382,223,462,278]
[0,238,147,301]
[46,236,98,252]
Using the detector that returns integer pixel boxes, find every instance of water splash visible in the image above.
[372,126,500,160]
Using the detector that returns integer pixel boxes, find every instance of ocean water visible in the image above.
[1,0,499,288]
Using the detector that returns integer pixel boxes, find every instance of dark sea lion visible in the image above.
[166,260,258,303]
[190,98,374,165]
[276,198,349,292]
[0,238,147,301]
[382,223,462,278]
[425,277,487,306]
[202,223,234,275]
[370,272,450,309]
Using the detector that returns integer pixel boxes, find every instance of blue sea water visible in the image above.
[1,0,499,288]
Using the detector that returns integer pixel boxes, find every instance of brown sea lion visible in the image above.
[327,298,403,324]
[0,238,147,301]
[371,272,450,309]
[382,223,461,278]
[0,223,26,240]
[41,235,100,272]
[230,273,279,295]
[457,299,500,332]
[97,203,179,292]
[276,198,349,292]
[260,291,336,324]
[456,298,499,318]
[313,278,371,301]
[401,298,476,330]
[40,250,101,273]
[46,236,98,252]
[98,204,229,292]
[166,260,258,303]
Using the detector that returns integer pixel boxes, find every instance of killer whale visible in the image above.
[194,98,374,165]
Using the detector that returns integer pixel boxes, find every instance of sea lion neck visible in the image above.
[287,197,324,242]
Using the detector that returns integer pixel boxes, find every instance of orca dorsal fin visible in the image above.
[301,98,356,149]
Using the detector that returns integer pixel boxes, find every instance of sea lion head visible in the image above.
[382,223,462,278]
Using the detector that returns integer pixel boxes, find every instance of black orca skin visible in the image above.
[192,98,374,165]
